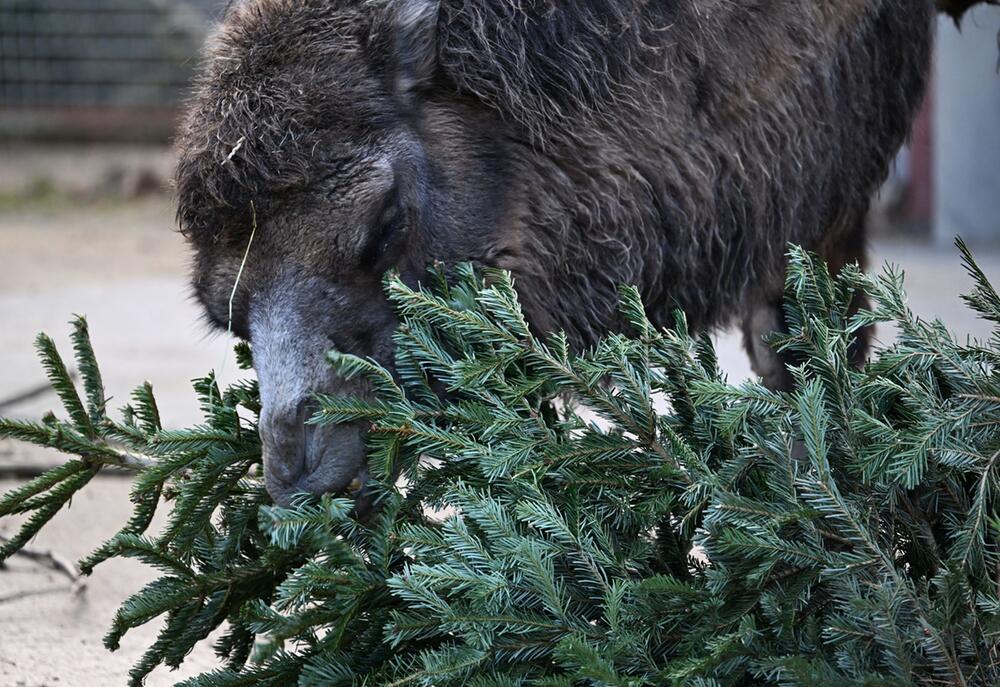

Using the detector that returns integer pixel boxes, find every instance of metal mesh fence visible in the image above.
[0,0,226,140]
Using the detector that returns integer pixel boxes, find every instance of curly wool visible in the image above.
[430,0,934,339]
[176,0,935,348]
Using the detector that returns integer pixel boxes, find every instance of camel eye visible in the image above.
[378,203,404,241]
[361,196,406,269]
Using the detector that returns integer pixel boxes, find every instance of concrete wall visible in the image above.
[934,9,1000,244]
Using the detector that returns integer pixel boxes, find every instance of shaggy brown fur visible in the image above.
[175,0,936,504]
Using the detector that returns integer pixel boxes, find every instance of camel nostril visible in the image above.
[298,399,322,471]
[295,397,316,424]
[261,439,304,486]
[259,396,367,505]
[303,421,320,472]
[259,400,314,486]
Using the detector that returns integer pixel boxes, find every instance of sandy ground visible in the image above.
[0,197,236,687]
[1,194,999,686]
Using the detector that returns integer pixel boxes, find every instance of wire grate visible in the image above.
[0,0,224,138]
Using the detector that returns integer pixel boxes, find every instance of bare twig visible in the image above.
[0,373,78,414]
[0,535,87,594]
[0,462,133,480]
[0,584,78,605]
[90,449,159,472]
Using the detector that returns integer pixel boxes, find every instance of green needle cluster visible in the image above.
[2,243,999,686]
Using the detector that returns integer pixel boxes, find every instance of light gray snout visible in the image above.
[258,399,366,507]
[250,283,370,507]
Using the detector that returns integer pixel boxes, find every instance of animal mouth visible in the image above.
[261,412,369,511]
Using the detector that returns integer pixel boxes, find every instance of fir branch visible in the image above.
[3,251,1000,685]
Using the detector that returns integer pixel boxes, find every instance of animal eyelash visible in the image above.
[377,202,403,233]
[378,206,406,256]
[361,196,406,269]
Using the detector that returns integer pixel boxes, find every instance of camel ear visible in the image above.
[395,0,439,97]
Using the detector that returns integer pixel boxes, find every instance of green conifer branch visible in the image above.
[2,246,1000,684]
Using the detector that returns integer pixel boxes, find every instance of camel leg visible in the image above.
[742,301,797,391]
[742,223,872,391]
[822,221,873,371]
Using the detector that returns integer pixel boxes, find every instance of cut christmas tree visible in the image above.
[2,243,999,686]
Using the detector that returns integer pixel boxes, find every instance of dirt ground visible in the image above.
[0,197,235,686]
[1,190,999,685]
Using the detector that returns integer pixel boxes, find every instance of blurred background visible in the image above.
[1,3,1000,685]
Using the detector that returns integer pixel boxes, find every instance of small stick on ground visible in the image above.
[0,463,133,480]
[0,535,87,594]
[0,373,78,414]
[0,584,78,605]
